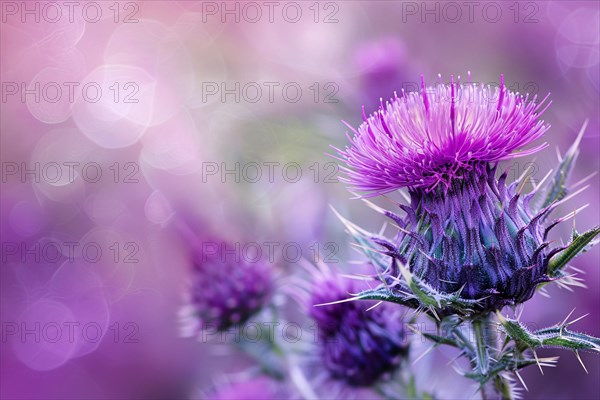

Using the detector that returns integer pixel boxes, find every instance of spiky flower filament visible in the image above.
[338,75,551,195]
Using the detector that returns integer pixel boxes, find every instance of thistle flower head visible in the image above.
[187,240,272,332]
[338,74,551,195]
[335,74,597,315]
[307,265,407,386]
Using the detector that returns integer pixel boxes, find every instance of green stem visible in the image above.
[473,315,512,400]
[378,351,429,400]
[473,317,490,376]
[234,307,286,380]
[398,360,418,399]
[481,375,512,400]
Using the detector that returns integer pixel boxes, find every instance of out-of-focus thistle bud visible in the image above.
[191,241,272,331]
[306,263,408,387]
[334,74,600,316]
[181,237,273,334]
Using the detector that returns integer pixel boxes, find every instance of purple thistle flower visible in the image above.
[185,240,272,332]
[337,74,550,194]
[383,162,559,311]
[336,74,594,314]
[307,266,407,386]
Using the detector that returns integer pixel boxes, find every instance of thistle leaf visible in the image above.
[402,267,481,315]
[464,355,554,384]
[353,287,420,309]
[353,263,484,315]
[330,206,390,272]
[541,120,586,209]
[534,326,600,352]
[357,235,391,272]
[547,226,600,276]
[419,331,460,348]
[498,314,600,353]
[497,315,544,348]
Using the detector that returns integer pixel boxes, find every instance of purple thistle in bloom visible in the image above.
[185,240,272,332]
[336,74,595,314]
[307,264,407,386]
[337,74,550,194]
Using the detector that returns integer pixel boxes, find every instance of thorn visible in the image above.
[359,196,387,214]
[556,204,589,224]
[554,185,590,208]
[555,146,563,162]
[412,344,436,365]
[397,260,413,285]
[446,351,465,366]
[496,310,507,324]
[570,266,585,274]
[538,287,551,298]
[313,297,360,307]
[377,194,402,210]
[538,356,560,367]
[451,363,465,377]
[559,308,576,336]
[378,221,389,236]
[532,168,554,193]
[575,350,588,374]
[428,306,441,322]
[572,119,588,151]
[350,241,387,255]
[407,324,421,336]
[516,304,525,320]
[566,313,589,327]
[514,370,529,392]
[328,205,372,237]
[517,161,535,189]
[533,350,544,375]
[365,301,383,312]
[412,306,425,319]
[452,283,466,296]
[337,273,376,281]
[571,171,598,189]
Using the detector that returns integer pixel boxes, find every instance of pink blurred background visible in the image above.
[1,1,598,399]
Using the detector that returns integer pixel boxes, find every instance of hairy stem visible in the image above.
[481,375,512,400]
[473,317,490,376]
[473,315,513,400]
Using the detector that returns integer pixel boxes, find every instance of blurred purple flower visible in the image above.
[353,37,409,112]
[307,264,407,386]
[182,238,273,333]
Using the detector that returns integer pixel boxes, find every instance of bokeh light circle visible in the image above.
[72,64,156,149]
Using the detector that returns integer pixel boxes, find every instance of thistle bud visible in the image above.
[188,240,272,332]
[309,273,407,386]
